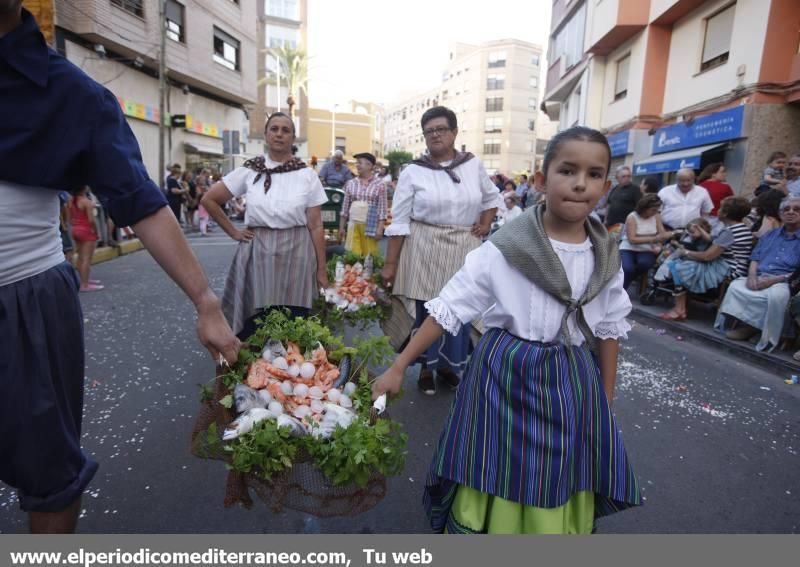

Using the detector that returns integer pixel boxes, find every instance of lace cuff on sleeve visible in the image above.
[384,222,410,236]
[593,318,632,341]
[425,298,463,336]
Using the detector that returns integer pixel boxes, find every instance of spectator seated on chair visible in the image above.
[715,196,800,351]
[659,197,753,321]
[619,194,677,290]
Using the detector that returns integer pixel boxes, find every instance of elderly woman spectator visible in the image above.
[318,150,354,188]
[382,106,500,395]
[658,168,714,230]
[698,163,734,218]
[658,197,753,321]
[202,112,329,340]
[338,152,388,256]
[498,192,522,226]
[715,196,800,351]
[619,194,676,289]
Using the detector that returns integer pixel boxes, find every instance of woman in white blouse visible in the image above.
[202,113,329,339]
[382,106,500,395]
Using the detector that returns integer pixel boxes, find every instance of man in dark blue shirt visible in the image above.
[0,2,240,532]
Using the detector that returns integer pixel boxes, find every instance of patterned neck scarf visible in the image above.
[243,155,307,192]
[490,204,620,351]
[411,151,474,183]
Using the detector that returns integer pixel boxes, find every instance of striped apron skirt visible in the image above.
[389,220,482,372]
[222,226,317,336]
[424,327,642,532]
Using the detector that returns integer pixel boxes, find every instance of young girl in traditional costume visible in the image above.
[373,126,642,534]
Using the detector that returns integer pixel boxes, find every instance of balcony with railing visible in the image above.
[587,0,650,55]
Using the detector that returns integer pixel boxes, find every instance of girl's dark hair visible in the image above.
[420,106,457,130]
[718,196,751,222]
[504,180,516,191]
[641,176,660,194]
[635,194,662,215]
[541,126,611,178]
[70,185,89,196]
[755,188,784,218]
[265,112,295,136]
[698,162,724,183]
[767,151,786,164]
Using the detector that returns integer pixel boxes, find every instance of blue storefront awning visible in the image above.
[633,143,728,176]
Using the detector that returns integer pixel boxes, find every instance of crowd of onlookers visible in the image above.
[164,164,224,235]
[595,151,800,359]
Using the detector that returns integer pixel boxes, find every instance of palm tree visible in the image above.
[259,46,308,123]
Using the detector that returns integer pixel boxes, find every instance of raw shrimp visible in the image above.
[311,345,329,368]
[246,359,272,389]
[286,352,305,367]
[266,382,287,404]
[261,362,294,381]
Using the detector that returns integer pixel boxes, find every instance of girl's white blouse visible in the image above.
[425,238,632,345]
[222,157,328,229]
[385,159,501,236]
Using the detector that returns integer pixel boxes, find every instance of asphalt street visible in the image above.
[2,230,799,533]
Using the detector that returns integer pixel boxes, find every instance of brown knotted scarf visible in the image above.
[243,155,308,192]
[411,152,475,183]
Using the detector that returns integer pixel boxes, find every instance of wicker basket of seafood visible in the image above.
[313,253,391,329]
[191,310,405,516]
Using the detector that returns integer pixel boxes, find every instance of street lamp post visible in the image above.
[331,103,338,153]
[158,0,167,191]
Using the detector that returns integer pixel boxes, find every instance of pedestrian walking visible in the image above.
[373,126,641,533]
[0,3,239,533]
[69,186,103,292]
[382,106,500,395]
[338,152,387,256]
[181,170,198,230]
[196,168,212,236]
[166,164,187,221]
[201,112,330,341]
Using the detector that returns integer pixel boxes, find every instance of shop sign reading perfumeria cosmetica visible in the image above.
[652,106,745,155]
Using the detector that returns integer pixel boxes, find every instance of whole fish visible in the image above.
[261,339,287,362]
[222,408,274,441]
[234,383,265,413]
[275,414,308,437]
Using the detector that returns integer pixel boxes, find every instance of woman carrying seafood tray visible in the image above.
[201,112,329,340]
[373,127,642,534]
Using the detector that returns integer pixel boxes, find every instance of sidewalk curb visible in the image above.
[90,239,144,266]
[630,306,800,375]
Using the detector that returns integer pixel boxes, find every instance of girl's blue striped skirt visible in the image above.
[424,327,641,533]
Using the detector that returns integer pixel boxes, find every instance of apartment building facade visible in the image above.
[384,39,548,175]
[543,0,800,194]
[307,102,385,164]
[52,0,257,180]
[251,0,309,149]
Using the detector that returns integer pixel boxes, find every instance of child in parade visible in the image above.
[373,126,641,534]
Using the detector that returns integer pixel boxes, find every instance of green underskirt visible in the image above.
[445,485,595,534]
